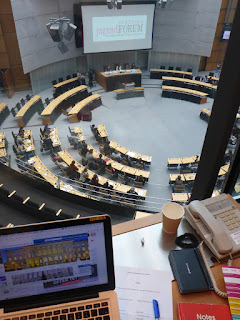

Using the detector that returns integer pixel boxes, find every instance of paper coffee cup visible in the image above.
[162,202,184,234]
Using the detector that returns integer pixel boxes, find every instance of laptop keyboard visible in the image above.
[3,301,110,320]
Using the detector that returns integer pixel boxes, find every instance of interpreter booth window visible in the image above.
[0,0,237,219]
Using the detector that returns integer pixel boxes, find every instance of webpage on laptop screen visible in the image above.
[0,223,108,300]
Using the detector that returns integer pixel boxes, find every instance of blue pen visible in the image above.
[153,299,160,320]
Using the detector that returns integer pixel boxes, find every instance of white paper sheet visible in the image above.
[115,266,173,320]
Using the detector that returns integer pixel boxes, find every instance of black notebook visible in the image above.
[169,248,213,294]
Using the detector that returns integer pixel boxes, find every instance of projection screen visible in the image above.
[81,4,155,54]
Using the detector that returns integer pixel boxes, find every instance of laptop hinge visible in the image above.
[3,293,100,314]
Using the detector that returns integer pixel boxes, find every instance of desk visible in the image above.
[0,148,6,158]
[24,130,35,154]
[29,156,88,198]
[58,150,147,198]
[41,85,88,125]
[162,76,217,98]
[0,132,5,149]
[74,127,86,142]
[162,85,208,104]
[53,76,85,94]
[0,103,9,125]
[68,94,102,123]
[15,96,42,127]
[96,69,142,91]
[49,127,61,150]
[110,140,152,164]
[112,194,239,320]
[172,192,190,203]
[150,69,192,80]
[114,87,144,100]
[97,125,108,138]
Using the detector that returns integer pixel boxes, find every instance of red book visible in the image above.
[177,302,232,320]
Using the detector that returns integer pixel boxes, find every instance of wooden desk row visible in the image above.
[200,108,240,123]
[169,165,229,183]
[41,85,89,125]
[162,76,217,98]
[87,145,150,180]
[68,94,102,123]
[114,87,144,100]
[96,69,142,91]
[58,150,147,198]
[150,68,192,80]
[53,76,86,94]
[29,156,90,200]
[110,140,152,164]
[168,155,200,168]
[15,96,43,127]
[162,85,208,104]
[0,103,10,125]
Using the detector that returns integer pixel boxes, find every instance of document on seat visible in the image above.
[115,266,173,320]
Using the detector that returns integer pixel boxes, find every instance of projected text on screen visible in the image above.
[92,16,147,42]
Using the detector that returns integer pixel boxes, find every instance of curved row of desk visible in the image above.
[162,76,217,98]
[162,85,208,104]
[150,68,193,80]
[114,87,144,100]
[53,76,86,95]
[58,150,147,198]
[86,144,150,181]
[15,95,43,127]
[68,94,102,123]
[167,155,200,169]
[41,85,89,125]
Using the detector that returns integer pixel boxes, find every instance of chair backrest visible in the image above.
[20,98,25,106]
[12,144,17,154]
[16,102,21,110]
[174,184,185,192]
[52,80,57,85]
[187,68,192,73]
[122,160,129,166]
[168,66,174,70]
[176,67,181,71]
[105,168,113,176]
[66,75,71,80]
[26,94,31,101]
[45,98,50,105]
[133,180,144,187]
[62,109,69,116]
[11,108,16,117]
[58,77,64,83]
[136,163,144,170]
[160,65,165,69]
[72,73,77,78]
[209,72,214,77]
[118,174,126,183]
[68,126,74,135]
[53,92,59,99]
[195,76,201,81]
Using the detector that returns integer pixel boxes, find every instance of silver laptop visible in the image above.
[0,215,120,320]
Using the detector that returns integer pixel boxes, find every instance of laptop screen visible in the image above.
[0,216,114,310]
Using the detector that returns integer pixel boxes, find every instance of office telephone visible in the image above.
[185,193,240,260]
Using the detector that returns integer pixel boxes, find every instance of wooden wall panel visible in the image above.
[3,33,22,66]
[0,0,31,92]
[0,0,12,14]
[11,65,31,90]
[0,15,16,33]
[1,69,14,98]
[0,53,9,68]
[205,0,237,71]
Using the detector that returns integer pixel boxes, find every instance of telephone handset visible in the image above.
[185,193,240,260]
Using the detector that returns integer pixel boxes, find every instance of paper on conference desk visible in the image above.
[115,266,173,320]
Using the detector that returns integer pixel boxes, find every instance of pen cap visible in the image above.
[153,299,160,318]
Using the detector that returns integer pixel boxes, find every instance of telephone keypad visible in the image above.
[217,209,240,231]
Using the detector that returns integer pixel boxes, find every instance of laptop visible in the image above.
[0,215,120,320]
